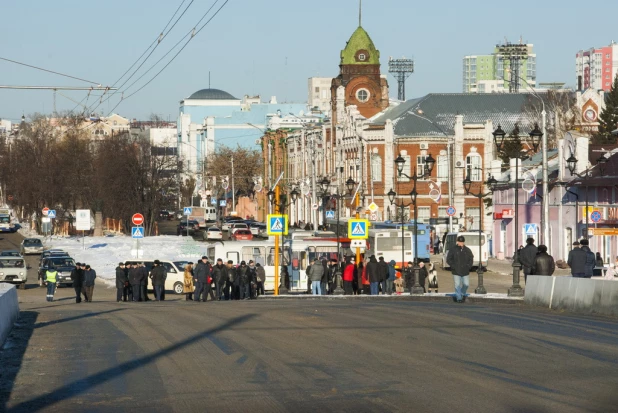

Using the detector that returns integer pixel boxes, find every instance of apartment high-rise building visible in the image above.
[463,43,536,93]
[576,41,618,91]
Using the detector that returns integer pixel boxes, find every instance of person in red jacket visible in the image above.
[342,258,355,295]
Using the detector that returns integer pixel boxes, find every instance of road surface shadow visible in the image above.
[5,313,255,413]
[33,308,124,329]
[0,311,38,411]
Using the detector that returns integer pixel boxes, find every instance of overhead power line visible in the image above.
[0,56,101,85]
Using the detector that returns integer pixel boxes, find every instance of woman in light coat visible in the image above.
[183,263,194,300]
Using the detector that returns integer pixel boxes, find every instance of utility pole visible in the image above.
[231,156,235,214]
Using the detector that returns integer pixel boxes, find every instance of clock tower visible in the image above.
[331,21,389,124]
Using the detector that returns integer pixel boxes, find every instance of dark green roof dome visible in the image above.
[340,26,380,65]
[188,88,238,100]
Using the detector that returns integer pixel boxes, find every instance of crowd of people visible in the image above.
[44,262,97,302]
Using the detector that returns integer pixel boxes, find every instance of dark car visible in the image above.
[159,210,172,220]
[177,220,200,235]
[39,256,76,287]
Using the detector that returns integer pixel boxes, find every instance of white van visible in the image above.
[0,256,27,289]
[442,232,488,270]
[123,259,186,294]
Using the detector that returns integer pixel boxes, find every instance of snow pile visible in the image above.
[37,235,207,283]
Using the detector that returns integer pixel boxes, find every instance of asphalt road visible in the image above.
[2,232,618,413]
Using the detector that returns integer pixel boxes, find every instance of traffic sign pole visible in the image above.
[274,186,280,296]
[355,193,360,266]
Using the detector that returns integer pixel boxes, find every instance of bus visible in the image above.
[0,212,15,233]
[365,229,413,269]
[204,238,345,291]
[371,222,431,262]
[441,232,489,270]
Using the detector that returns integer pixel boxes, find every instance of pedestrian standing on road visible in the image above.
[418,261,428,293]
[377,256,389,295]
[183,263,194,301]
[70,262,84,303]
[567,241,586,278]
[116,262,129,302]
[445,236,474,303]
[247,260,258,299]
[80,263,89,302]
[45,265,58,302]
[193,256,212,302]
[237,261,251,300]
[229,261,239,300]
[150,260,167,301]
[82,264,96,302]
[579,239,596,279]
[320,256,328,296]
[386,260,397,295]
[403,261,414,293]
[123,262,133,301]
[367,255,380,295]
[531,245,555,276]
[213,259,225,300]
[519,238,538,283]
[342,258,356,295]
[594,252,604,277]
[225,260,235,300]
[434,237,441,255]
[140,262,150,301]
[255,263,265,297]
[308,258,324,295]
[129,263,142,302]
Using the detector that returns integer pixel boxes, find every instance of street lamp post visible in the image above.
[267,186,299,295]
[463,173,498,294]
[319,176,356,295]
[391,153,435,294]
[492,125,542,297]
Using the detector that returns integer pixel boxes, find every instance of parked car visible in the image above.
[177,220,200,235]
[124,259,186,294]
[21,238,45,255]
[0,249,22,257]
[204,226,223,240]
[0,256,27,289]
[38,256,76,287]
[229,223,249,236]
[159,210,172,220]
[221,217,245,231]
[39,249,70,266]
[248,222,266,237]
[173,261,192,271]
[231,229,253,241]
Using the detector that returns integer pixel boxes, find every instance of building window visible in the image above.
[356,88,369,103]
[358,53,366,61]
[417,207,431,224]
[466,207,480,231]
[371,154,382,182]
[397,155,411,182]
[438,206,449,218]
[417,155,429,178]
[437,155,448,180]
[466,154,482,181]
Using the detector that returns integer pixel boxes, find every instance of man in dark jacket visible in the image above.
[326,260,337,294]
[193,256,212,302]
[403,261,414,292]
[579,239,596,278]
[567,241,587,278]
[377,256,389,295]
[531,245,555,277]
[139,263,150,302]
[366,255,380,295]
[213,258,226,300]
[82,264,96,302]
[115,262,129,302]
[224,260,235,300]
[446,236,474,303]
[150,260,167,301]
[129,263,142,302]
[237,261,250,300]
[70,262,84,303]
[255,263,266,297]
[519,238,538,283]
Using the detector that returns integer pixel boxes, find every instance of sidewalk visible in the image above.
[262,292,523,304]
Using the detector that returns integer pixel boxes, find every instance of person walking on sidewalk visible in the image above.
[568,241,587,278]
[115,262,129,302]
[82,264,96,302]
[308,258,324,295]
[367,255,380,295]
[519,238,538,283]
[579,239,596,279]
[45,266,58,302]
[129,263,142,302]
[343,258,356,295]
[386,260,397,295]
[377,256,389,295]
[446,236,474,303]
[70,262,84,303]
[531,245,555,276]
[255,263,265,297]
[150,260,167,301]
[183,263,194,301]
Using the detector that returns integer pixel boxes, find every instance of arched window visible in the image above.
[371,154,382,182]
[466,154,482,181]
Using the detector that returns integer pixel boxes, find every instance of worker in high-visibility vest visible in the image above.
[45,267,58,302]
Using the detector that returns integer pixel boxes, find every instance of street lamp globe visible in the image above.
[290,187,299,203]
[596,154,608,173]
[395,154,406,175]
[566,154,578,175]
[319,177,330,192]
[425,153,436,175]
[387,189,397,204]
[486,175,498,192]
[267,189,275,203]
[346,177,356,195]
[492,125,507,151]
[528,123,543,152]
[463,175,472,194]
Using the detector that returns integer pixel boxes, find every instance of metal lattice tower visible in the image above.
[388,57,415,101]
[496,42,530,93]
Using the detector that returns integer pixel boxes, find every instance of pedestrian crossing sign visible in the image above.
[325,210,335,219]
[524,223,537,235]
[267,214,288,236]
[348,219,370,239]
[132,227,144,239]
[183,207,192,215]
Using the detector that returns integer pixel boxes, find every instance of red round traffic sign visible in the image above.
[42,207,49,216]
[132,213,144,226]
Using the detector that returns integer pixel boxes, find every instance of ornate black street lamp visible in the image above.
[566,153,607,238]
[463,173,498,294]
[391,153,435,294]
[492,124,542,297]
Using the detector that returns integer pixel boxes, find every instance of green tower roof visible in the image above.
[340,26,380,65]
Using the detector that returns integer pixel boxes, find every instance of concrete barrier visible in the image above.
[0,284,19,347]
[525,276,618,317]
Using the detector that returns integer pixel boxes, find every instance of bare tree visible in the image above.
[521,91,582,148]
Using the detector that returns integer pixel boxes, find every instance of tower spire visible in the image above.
[359,0,362,27]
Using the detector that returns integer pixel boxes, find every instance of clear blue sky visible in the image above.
[1,0,616,122]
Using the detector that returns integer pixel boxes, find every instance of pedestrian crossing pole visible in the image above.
[274,185,280,296]
[355,193,360,265]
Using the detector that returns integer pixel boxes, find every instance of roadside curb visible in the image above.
[259,294,524,305]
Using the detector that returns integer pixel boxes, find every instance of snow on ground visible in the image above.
[19,229,208,284]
